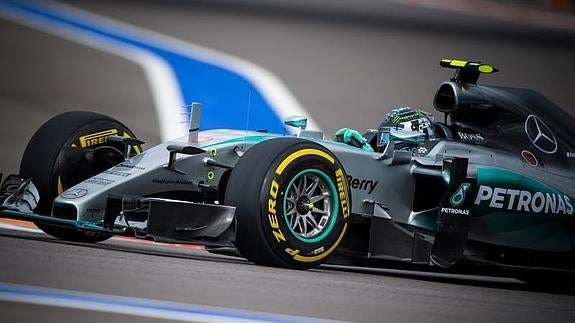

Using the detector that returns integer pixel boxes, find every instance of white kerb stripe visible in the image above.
[0,6,187,141]
[39,0,321,131]
[0,283,341,323]
[0,293,257,323]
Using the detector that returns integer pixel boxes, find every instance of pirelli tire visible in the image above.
[20,111,141,243]
[225,137,351,269]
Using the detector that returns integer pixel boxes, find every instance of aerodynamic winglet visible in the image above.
[440,58,498,84]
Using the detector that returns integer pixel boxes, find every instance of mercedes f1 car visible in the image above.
[1,59,574,285]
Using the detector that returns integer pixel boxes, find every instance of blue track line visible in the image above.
[0,0,285,134]
[0,283,332,323]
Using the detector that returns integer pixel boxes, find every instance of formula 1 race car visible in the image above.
[1,59,574,286]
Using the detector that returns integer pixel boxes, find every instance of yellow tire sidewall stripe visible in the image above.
[292,223,348,263]
[270,146,348,263]
[275,148,335,175]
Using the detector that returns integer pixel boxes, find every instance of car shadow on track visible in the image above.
[0,230,249,266]
[321,263,575,296]
[3,229,574,296]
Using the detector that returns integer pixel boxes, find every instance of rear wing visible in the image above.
[434,58,499,114]
[440,59,498,84]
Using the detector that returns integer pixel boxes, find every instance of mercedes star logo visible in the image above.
[524,114,557,154]
[61,188,88,199]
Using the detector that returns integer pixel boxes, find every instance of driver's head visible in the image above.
[377,107,434,149]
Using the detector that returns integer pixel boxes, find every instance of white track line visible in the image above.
[0,2,186,141]
[43,0,319,131]
[0,1,318,138]
[0,282,338,323]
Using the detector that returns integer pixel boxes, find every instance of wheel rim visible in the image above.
[283,169,339,243]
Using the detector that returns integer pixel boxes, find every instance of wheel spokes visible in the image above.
[304,176,320,195]
[286,196,297,205]
[297,215,306,234]
[290,183,300,198]
[304,213,319,228]
[285,172,334,238]
[297,175,306,197]
[311,207,327,215]
[285,205,297,227]
[310,192,329,203]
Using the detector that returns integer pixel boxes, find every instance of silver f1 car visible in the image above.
[1,59,574,285]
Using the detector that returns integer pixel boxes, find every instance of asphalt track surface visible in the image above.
[2,228,575,323]
[1,1,575,322]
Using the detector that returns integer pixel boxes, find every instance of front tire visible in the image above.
[20,111,141,243]
[225,138,351,269]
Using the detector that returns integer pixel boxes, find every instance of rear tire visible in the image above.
[225,138,351,269]
[20,111,141,243]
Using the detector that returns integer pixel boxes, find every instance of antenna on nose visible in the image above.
[245,88,253,132]
[188,102,202,144]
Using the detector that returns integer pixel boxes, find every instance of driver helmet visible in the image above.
[377,107,435,148]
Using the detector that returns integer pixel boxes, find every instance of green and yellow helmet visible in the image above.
[377,107,434,148]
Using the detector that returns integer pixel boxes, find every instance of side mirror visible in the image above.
[284,116,308,130]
